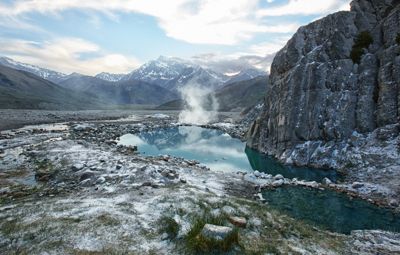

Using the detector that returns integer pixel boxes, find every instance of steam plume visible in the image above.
[178,83,219,125]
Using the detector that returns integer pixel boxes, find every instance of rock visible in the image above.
[79,171,95,182]
[79,179,92,187]
[221,206,236,215]
[180,178,187,184]
[246,0,400,172]
[71,163,84,172]
[272,179,284,187]
[352,182,365,189]
[200,224,234,241]
[96,176,106,184]
[322,177,332,185]
[255,193,266,202]
[228,216,247,228]
[254,170,261,177]
[274,174,284,180]
[389,199,399,207]
[116,164,122,170]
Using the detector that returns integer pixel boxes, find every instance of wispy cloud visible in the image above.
[257,0,350,17]
[0,0,299,45]
[0,38,140,75]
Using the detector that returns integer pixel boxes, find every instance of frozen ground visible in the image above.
[0,112,399,254]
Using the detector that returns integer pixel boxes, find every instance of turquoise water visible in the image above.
[262,186,400,234]
[119,126,400,234]
[118,126,340,182]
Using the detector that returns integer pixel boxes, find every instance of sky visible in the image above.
[0,0,351,75]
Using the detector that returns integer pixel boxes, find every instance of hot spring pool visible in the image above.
[118,126,340,182]
[118,126,400,234]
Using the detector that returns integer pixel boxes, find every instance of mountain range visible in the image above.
[0,55,267,110]
[0,65,102,110]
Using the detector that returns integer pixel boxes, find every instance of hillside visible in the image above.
[0,65,102,110]
[157,76,268,111]
[59,75,179,105]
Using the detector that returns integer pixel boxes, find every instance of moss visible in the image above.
[158,216,180,240]
[350,31,373,64]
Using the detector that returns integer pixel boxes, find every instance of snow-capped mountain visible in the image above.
[0,55,267,93]
[95,72,125,82]
[225,68,267,84]
[0,57,67,84]
[124,56,230,92]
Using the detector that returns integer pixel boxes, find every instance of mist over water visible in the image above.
[178,83,219,125]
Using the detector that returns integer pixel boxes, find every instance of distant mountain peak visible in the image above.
[0,56,67,83]
[95,72,125,82]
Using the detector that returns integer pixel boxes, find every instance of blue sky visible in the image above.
[0,0,350,75]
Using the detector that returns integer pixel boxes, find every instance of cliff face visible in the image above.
[248,0,400,169]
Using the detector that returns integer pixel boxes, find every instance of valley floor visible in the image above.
[0,111,399,254]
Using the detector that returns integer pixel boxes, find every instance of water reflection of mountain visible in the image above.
[138,126,222,150]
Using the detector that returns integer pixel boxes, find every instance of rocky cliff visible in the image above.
[248,0,400,173]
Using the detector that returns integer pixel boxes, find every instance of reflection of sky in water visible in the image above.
[118,126,341,181]
[119,126,250,172]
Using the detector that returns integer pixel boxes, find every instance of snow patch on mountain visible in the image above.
[0,56,67,83]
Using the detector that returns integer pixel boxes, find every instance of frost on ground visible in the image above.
[0,120,399,254]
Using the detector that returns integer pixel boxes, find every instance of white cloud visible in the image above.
[248,36,291,55]
[0,0,300,45]
[0,38,140,75]
[257,0,350,17]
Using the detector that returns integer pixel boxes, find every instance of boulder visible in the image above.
[200,224,234,241]
[228,216,247,228]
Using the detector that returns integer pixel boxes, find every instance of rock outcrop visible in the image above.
[248,0,400,169]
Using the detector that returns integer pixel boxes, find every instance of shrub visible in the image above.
[350,31,373,64]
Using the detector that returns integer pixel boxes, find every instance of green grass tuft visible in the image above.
[184,213,241,254]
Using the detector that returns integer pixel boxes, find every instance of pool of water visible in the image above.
[262,186,400,234]
[118,126,340,182]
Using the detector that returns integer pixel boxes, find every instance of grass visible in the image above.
[183,212,241,254]
[1,218,20,236]
[158,216,180,240]
[34,158,57,181]
[97,213,121,226]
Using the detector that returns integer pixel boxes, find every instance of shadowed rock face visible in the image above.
[248,0,400,165]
